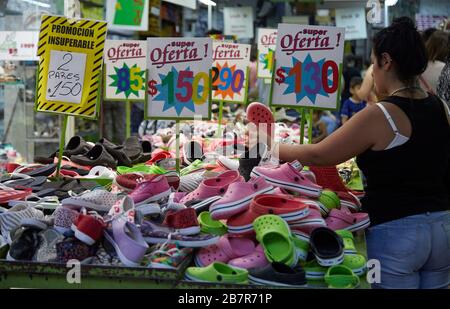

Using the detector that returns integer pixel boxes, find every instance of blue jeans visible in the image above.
[366,211,450,289]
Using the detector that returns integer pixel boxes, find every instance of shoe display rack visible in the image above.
[0,232,369,289]
[0,247,193,289]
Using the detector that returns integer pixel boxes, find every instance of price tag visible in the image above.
[46,50,86,104]
[212,42,250,104]
[104,40,147,101]
[146,38,213,120]
[271,24,345,110]
[257,28,277,79]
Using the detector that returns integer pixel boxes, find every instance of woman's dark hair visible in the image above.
[373,17,428,83]
[426,30,449,62]
[422,28,438,43]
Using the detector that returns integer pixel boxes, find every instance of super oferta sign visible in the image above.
[271,24,345,110]
[146,38,213,120]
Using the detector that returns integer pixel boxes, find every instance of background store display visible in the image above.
[223,7,254,39]
[335,8,367,41]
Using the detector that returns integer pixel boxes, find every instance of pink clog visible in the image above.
[325,206,370,232]
[228,245,269,269]
[180,171,243,211]
[227,194,310,235]
[209,177,274,220]
[289,206,327,235]
[194,235,255,267]
[251,160,322,198]
[246,102,274,138]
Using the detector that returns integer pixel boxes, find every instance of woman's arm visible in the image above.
[274,105,380,166]
[355,64,374,101]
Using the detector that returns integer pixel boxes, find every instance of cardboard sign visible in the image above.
[335,8,367,40]
[212,42,251,104]
[271,24,345,110]
[103,40,147,101]
[257,28,277,79]
[35,15,107,118]
[106,0,149,31]
[223,7,254,39]
[146,38,213,120]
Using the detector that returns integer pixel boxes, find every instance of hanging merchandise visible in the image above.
[257,28,277,79]
[212,42,251,104]
[271,24,345,110]
[35,15,107,119]
[103,40,147,101]
[146,38,213,120]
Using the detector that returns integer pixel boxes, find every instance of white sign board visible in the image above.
[212,42,251,103]
[146,38,213,120]
[335,8,367,40]
[0,31,39,61]
[223,7,254,39]
[271,24,345,110]
[46,50,87,104]
[257,28,277,79]
[104,40,147,101]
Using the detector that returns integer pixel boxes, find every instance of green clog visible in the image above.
[342,254,367,277]
[325,265,360,289]
[318,190,340,216]
[253,215,297,267]
[303,259,327,281]
[198,211,228,236]
[185,262,248,284]
[336,230,357,254]
[117,164,153,175]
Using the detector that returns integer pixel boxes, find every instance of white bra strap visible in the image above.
[376,103,399,134]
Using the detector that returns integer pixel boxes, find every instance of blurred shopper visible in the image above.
[420,30,449,94]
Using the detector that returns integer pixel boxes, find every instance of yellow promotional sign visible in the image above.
[35,15,107,119]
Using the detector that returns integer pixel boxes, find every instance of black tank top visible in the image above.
[356,94,450,226]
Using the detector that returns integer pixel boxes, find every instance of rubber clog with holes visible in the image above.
[63,136,92,157]
[291,231,310,262]
[317,190,340,216]
[325,206,370,232]
[248,262,307,287]
[179,171,243,211]
[288,206,327,235]
[228,244,269,270]
[336,191,361,213]
[335,230,357,255]
[253,214,297,267]
[197,211,228,236]
[227,194,310,235]
[310,227,344,267]
[194,235,255,267]
[251,161,322,198]
[185,262,248,284]
[246,102,274,138]
[71,144,117,169]
[209,177,275,220]
[325,265,360,289]
[217,156,239,171]
[342,254,367,277]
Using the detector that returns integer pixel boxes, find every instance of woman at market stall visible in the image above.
[269,17,450,289]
